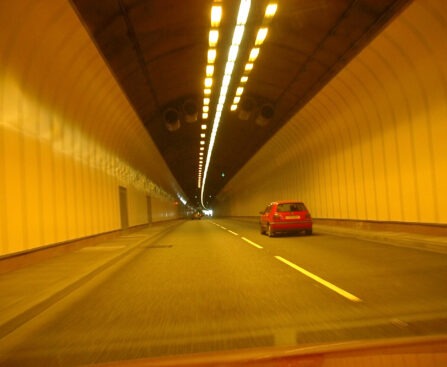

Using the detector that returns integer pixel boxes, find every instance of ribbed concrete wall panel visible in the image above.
[0,0,182,256]
[217,0,447,224]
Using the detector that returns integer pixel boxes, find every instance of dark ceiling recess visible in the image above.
[70,0,411,208]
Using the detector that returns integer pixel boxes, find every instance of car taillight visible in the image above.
[273,213,281,220]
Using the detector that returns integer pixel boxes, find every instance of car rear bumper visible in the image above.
[270,221,312,232]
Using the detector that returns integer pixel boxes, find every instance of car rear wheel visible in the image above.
[266,224,274,237]
[260,225,265,234]
[305,228,312,235]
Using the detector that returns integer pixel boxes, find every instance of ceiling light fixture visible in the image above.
[255,28,268,45]
[206,65,214,77]
[265,3,277,18]
[207,49,217,63]
[248,47,259,62]
[211,5,222,27]
[209,30,219,47]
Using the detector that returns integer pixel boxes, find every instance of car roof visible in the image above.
[272,200,304,205]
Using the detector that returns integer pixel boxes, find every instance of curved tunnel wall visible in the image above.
[216,0,447,225]
[0,0,184,256]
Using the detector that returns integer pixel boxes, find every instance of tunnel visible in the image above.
[0,0,445,258]
[0,0,447,366]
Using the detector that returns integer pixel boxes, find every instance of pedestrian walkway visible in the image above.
[0,220,183,340]
[314,224,447,254]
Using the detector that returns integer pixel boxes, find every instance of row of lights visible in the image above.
[199,0,251,205]
[230,3,277,111]
[197,3,223,190]
[198,1,277,208]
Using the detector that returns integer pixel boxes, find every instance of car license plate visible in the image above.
[285,215,300,219]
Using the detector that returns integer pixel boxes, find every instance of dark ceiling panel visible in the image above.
[70,0,412,208]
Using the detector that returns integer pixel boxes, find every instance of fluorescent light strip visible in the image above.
[201,0,251,207]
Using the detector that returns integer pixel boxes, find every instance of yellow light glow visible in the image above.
[201,124,207,130]
[211,5,222,27]
[228,45,239,62]
[245,63,253,71]
[236,87,244,96]
[204,88,211,95]
[265,3,277,18]
[206,65,214,77]
[231,104,238,111]
[200,140,205,145]
[249,48,260,62]
[208,49,216,63]
[237,0,251,24]
[201,133,206,138]
[209,30,219,47]
[234,96,241,103]
[203,97,210,105]
[204,78,213,88]
[232,25,245,45]
[203,105,209,113]
[200,146,205,151]
[202,112,208,119]
[255,28,268,45]
[240,76,248,83]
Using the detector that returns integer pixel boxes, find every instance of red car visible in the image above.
[259,201,312,237]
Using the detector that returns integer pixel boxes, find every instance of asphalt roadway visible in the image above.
[1,218,447,366]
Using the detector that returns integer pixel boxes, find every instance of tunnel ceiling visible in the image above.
[70,0,410,207]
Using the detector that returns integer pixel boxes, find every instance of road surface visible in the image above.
[1,218,446,366]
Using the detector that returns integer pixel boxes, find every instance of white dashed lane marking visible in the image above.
[209,221,361,302]
[275,256,362,303]
[241,237,263,249]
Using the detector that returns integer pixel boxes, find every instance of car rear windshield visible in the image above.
[277,203,306,212]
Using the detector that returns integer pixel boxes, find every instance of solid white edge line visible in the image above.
[241,237,263,249]
[274,256,362,303]
[228,230,239,236]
